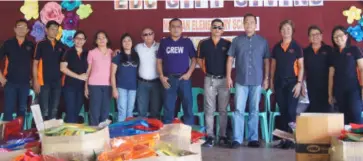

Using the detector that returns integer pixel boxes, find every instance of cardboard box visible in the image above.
[0,145,40,160]
[330,137,363,161]
[295,113,344,161]
[31,104,111,161]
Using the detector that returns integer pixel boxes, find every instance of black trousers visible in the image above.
[275,78,299,132]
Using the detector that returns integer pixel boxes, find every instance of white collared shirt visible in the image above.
[135,42,160,80]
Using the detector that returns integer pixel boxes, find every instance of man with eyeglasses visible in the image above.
[0,19,34,122]
[226,13,270,148]
[135,28,163,119]
[157,18,197,125]
[197,19,231,147]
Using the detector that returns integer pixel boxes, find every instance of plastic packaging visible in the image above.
[4,117,24,141]
[109,119,150,138]
[191,131,206,143]
[0,137,36,151]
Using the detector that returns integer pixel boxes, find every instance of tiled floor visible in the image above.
[202,145,295,161]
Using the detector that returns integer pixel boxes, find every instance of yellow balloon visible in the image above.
[343,6,362,24]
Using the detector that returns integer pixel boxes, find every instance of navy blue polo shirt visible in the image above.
[61,47,88,89]
[197,38,231,76]
[34,39,65,86]
[272,40,303,80]
[0,37,34,84]
[303,44,332,86]
[112,53,139,90]
[329,46,363,91]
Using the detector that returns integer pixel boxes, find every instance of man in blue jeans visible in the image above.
[135,28,163,119]
[226,13,270,148]
[0,19,34,121]
[157,18,196,125]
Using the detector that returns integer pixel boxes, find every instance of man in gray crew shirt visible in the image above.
[226,13,270,149]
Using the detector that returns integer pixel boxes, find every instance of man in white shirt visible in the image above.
[135,28,162,119]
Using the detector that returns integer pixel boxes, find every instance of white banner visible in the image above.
[195,0,209,8]
[294,0,309,7]
[163,17,260,33]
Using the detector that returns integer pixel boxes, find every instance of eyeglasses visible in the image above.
[212,26,224,30]
[334,34,345,40]
[142,32,154,37]
[310,33,321,37]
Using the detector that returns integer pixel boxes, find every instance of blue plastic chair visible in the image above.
[267,91,281,142]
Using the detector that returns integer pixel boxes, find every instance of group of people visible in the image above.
[1,13,363,150]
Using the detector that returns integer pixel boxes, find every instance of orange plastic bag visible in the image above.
[98,142,133,161]
[131,144,156,159]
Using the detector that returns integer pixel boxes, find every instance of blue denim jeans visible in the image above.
[136,80,163,119]
[39,80,62,120]
[117,88,136,122]
[163,76,193,125]
[88,85,111,126]
[233,83,261,143]
[3,82,30,121]
[63,86,84,123]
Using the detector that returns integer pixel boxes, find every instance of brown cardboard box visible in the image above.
[31,104,111,161]
[330,137,363,161]
[295,113,344,161]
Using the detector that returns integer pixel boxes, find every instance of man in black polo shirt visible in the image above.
[0,19,34,121]
[33,20,65,120]
[197,19,231,147]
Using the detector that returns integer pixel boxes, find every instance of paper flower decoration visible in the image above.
[76,4,93,20]
[56,26,63,41]
[30,21,46,42]
[343,6,362,24]
[359,16,363,27]
[63,12,79,30]
[347,25,363,42]
[40,2,65,25]
[20,0,39,20]
[61,30,76,47]
[61,0,82,11]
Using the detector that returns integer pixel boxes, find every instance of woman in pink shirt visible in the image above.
[85,31,113,126]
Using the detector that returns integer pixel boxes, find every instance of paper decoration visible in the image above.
[76,4,93,19]
[129,0,143,10]
[343,6,362,24]
[309,0,323,6]
[56,26,63,41]
[144,0,157,9]
[61,0,81,11]
[163,17,260,32]
[166,0,180,9]
[234,0,248,7]
[20,0,39,20]
[347,25,363,42]
[195,0,208,8]
[40,2,65,24]
[249,0,263,7]
[30,21,46,42]
[63,12,79,30]
[61,30,76,47]
[114,0,128,10]
[294,0,309,7]
[264,0,278,7]
[180,0,194,9]
[279,0,293,7]
[210,0,224,8]
[359,16,363,27]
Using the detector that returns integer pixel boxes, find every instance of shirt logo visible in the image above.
[166,47,184,54]
[346,52,352,56]
[26,46,32,51]
[222,47,227,51]
[289,49,295,53]
[58,48,63,52]
[321,51,327,55]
